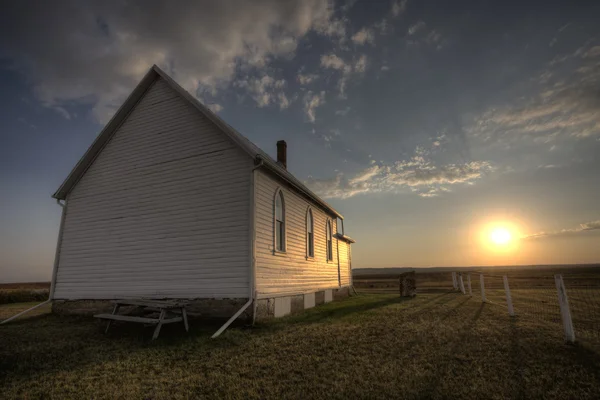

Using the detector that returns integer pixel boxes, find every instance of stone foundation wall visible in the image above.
[52,287,353,323]
[254,286,352,322]
[52,298,252,321]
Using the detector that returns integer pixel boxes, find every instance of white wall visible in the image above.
[254,169,350,297]
[338,240,351,287]
[54,77,253,299]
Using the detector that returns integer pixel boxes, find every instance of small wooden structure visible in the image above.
[94,299,189,340]
[399,271,417,297]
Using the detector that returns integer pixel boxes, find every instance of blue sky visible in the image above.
[1,0,600,282]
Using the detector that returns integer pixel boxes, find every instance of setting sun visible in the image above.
[490,227,512,245]
[476,221,522,255]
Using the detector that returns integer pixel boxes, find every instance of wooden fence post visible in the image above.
[459,274,466,295]
[452,272,458,290]
[467,273,473,296]
[480,274,486,302]
[503,275,514,316]
[555,274,575,343]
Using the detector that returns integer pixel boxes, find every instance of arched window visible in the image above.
[274,189,286,252]
[326,219,333,261]
[306,208,314,258]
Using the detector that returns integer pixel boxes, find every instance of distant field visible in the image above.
[0,282,50,290]
[0,282,50,305]
[2,292,600,399]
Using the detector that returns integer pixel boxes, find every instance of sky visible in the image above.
[1,0,600,282]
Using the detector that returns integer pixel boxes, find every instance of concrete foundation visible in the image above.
[254,286,352,321]
[52,287,353,323]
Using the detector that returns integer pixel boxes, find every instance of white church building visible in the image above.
[50,65,355,322]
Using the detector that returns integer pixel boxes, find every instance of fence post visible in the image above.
[480,274,486,302]
[459,273,466,295]
[452,272,458,290]
[467,273,473,296]
[503,275,514,316]
[555,274,575,343]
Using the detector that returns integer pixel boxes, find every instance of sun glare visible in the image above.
[490,228,512,245]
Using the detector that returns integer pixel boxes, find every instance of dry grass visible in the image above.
[2,291,600,399]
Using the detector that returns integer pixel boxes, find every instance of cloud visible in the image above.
[391,0,408,17]
[303,91,326,122]
[305,147,492,199]
[381,65,390,71]
[522,220,600,240]
[207,103,223,113]
[0,0,343,122]
[234,75,290,109]
[354,55,368,73]
[408,21,425,35]
[335,106,351,116]
[351,28,375,45]
[320,54,348,70]
[469,41,600,146]
[405,20,443,49]
[297,73,319,85]
[320,53,368,97]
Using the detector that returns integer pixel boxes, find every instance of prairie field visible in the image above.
[354,266,600,347]
[2,274,600,399]
[0,282,50,305]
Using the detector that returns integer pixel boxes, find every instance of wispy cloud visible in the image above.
[297,73,319,85]
[207,103,223,113]
[335,106,351,116]
[351,28,375,45]
[408,20,425,35]
[320,53,368,97]
[305,147,492,199]
[522,220,600,240]
[320,54,348,70]
[303,91,326,122]
[405,20,443,49]
[469,41,600,147]
[234,75,290,109]
[391,0,408,17]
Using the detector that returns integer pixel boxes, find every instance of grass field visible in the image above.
[2,289,600,399]
[0,282,50,305]
[355,267,600,345]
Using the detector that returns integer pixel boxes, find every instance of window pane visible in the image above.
[308,232,314,257]
[307,211,313,234]
[276,221,284,251]
[275,192,283,221]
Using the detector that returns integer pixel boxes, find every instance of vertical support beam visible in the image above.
[555,274,575,343]
[467,273,473,296]
[503,275,514,316]
[480,274,486,303]
[459,274,466,295]
[452,272,458,290]
[49,199,68,300]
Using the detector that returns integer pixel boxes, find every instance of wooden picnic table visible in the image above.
[94,299,189,340]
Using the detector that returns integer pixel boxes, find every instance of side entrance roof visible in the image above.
[53,65,343,219]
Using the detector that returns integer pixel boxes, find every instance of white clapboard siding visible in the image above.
[338,241,351,287]
[254,169,350,296]
[54,77,253,300]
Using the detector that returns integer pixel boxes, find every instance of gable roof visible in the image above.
[52,65,342,219]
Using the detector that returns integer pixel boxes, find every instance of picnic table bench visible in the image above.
[94,299,189,340]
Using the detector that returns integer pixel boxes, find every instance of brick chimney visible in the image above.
[276,140,287,169]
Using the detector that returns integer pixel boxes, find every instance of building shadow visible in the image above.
[415,302,485,398]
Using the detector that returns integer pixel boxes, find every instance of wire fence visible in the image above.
[449,270,600,346]
[354,269,600,346]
